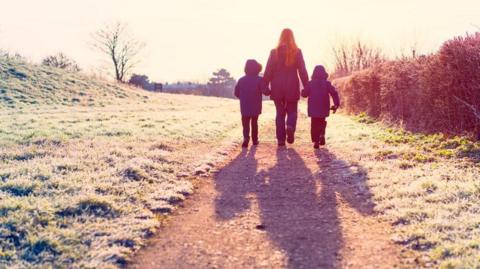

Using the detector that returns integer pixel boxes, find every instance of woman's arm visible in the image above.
[301,82,310,98]
[261,50,275,94]
[297,49,309,89]
[258,77,270,96]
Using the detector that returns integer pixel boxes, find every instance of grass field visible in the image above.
[325,114,480,268]
[2,55,480,268]
[0,56,253,268]
[0,95,250,268]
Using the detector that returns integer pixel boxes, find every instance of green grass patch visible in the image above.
[354,112,376,124]
[374,127,480,162]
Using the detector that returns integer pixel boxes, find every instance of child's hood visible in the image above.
[245,59,262,76]
[312,65,329,80]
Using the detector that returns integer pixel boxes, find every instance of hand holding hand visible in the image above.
[330,105,338,114]
[301,89,308,98]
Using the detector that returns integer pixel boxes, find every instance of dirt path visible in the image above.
[130,114,407,268]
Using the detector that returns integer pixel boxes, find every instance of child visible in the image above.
[234,59,265,148]
[302,65,340,149]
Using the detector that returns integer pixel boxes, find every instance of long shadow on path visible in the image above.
[215,146,375,268]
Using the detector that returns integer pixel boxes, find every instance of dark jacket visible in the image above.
[302,65,340,118]
[235,60,263,116]
[262,46,309,102]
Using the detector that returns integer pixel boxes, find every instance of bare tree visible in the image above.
[331,39,385,78]
[92,22,145,82]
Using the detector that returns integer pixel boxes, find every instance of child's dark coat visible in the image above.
[302,65,340,118]
[234,60,263,116]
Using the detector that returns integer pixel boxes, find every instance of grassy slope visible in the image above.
[0,57,245,268]
[0,56,144,109]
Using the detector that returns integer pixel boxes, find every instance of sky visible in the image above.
[0,0,479,82]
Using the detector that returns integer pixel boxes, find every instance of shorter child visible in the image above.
[302,65,340,149]
[234,59,264,148]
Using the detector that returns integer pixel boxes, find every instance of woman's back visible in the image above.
[263,46,308,101]
[264,28,308,145]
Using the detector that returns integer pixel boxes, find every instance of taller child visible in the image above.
[235,59,264,148]
[262,28,309,146]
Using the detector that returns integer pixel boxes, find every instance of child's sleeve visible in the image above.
[234,82,240,98]
[329,83,340,108]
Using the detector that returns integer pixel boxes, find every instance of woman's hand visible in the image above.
[301,89,309,98]
[262,87,271,96]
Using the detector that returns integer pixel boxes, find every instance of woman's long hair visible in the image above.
[276,28,299,66]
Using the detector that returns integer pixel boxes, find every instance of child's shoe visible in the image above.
[242,139,249,148]
[313,142,320,149]
[253,140,259,146]
[319,136,326,146]
[278,141,286,147]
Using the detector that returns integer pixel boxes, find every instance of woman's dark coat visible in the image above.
[302,65,340,118]
[262,46,309,102]
[234,60,263,116]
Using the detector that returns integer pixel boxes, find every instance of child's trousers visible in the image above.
[242,116,259,142]
[311,117,327,143]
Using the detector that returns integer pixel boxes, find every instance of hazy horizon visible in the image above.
[1,0,479,82]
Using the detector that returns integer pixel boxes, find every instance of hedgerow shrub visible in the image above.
[335,32,480,136]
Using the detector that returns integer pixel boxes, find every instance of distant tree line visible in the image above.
[128,74,163,92]
[129,68,236,98]
[206,68,236,98]
[162,82,208,96]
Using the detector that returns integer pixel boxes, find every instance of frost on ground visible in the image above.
[0,56,245,268]
[133,111,480,269]
[2,56,480,268]
[0,97,243,268]
[327,114,480,268]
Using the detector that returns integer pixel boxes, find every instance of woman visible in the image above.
[263,28,309,146]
